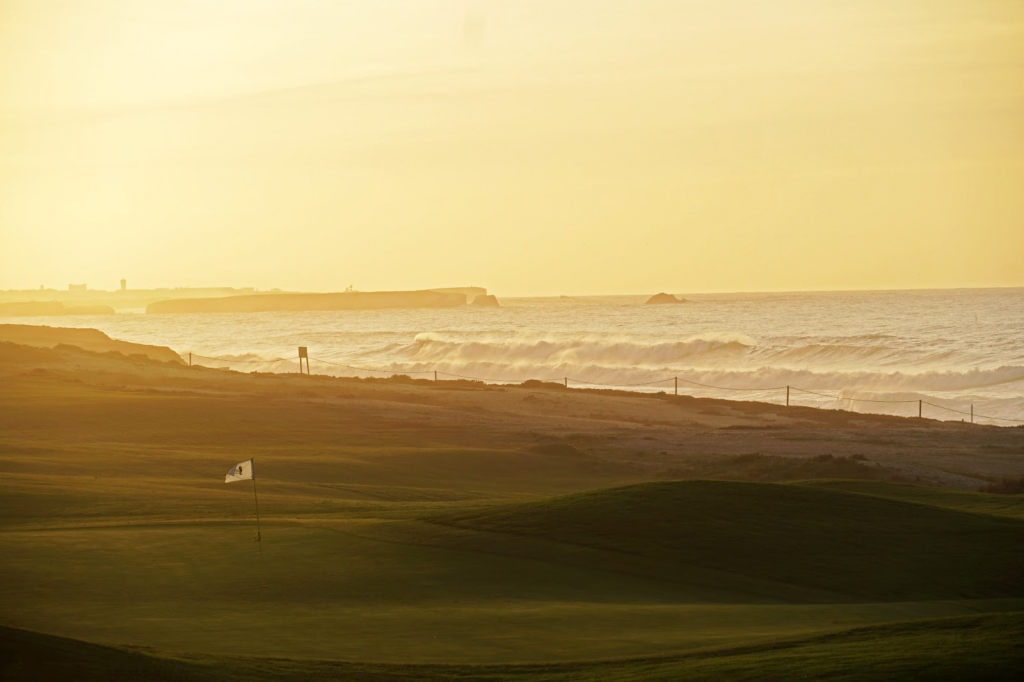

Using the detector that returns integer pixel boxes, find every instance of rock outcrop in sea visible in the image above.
[645,293,687,305]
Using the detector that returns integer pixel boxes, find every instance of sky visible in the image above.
[1,0,1023,296]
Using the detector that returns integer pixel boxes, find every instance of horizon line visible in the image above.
[2,283,1023,298]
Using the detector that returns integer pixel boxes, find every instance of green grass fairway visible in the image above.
[4,612,1024,681]
[3,480,1023,663]
[10,519,1019,663]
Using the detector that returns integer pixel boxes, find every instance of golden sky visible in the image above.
[1,0,1022,295]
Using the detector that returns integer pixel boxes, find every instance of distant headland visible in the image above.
[0,281,265,312]
[147,290,478,314]
[0,281,494,314]
[0,301,114,317]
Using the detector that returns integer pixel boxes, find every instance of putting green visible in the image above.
[2,514,1022,663]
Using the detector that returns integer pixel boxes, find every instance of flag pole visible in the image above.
[252,470,266,589]
[252,475,264,562]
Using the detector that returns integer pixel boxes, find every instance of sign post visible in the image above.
[298,347,310,375]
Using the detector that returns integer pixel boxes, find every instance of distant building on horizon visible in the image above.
[120,279,127,292]
[68,283,86,292]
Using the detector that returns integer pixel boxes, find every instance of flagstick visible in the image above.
[252,477,264,550]
[252,476,265,584]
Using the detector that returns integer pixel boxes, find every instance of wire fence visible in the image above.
[181,351,1024,425]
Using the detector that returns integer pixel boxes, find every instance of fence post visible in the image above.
[919,399,922,419]
[675,377,678,396]
[564,377,568,388]
[786,385,790,407]
[971,404,973,424]
[434,370,438,381]
[189,352,192,366]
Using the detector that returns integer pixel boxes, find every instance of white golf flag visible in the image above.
[225,458,254,483]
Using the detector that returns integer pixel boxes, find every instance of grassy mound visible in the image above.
[798,480,1024,520]
[431,480,1024,601]
[661,453,907,485]
[3,612,1023,681]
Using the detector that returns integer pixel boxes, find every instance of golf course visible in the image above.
[1,328,1023,680]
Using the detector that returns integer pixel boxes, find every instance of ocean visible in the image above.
[10,288,1024,425]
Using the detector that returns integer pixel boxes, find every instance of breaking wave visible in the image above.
[402,332,755,367]
[755,343,971,368]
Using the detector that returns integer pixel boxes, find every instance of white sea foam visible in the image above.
[404,332,755,367]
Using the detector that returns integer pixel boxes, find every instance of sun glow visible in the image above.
[1,0,1023,294]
